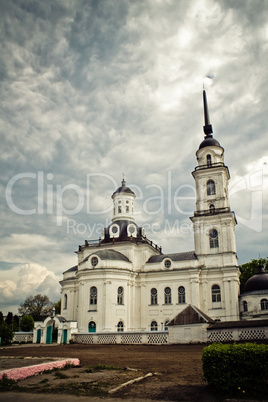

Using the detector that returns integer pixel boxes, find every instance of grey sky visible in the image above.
[0,0,267,314]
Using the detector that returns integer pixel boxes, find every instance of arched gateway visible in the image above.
[33,315,77,344]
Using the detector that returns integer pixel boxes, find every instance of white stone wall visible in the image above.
[168,324,208,344]
[240,291,268,320]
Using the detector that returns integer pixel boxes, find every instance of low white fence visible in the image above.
[13,332,33,343]
[207,326,268,343]
[74,331,169,345]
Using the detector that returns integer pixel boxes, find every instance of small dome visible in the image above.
[199,134,221,150]
[244,264,268,293]
[112,178,135,197]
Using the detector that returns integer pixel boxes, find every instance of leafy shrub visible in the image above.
[0,321,13,345]
[20,315,34,331]
[202,343,268,398]
[0,374,17,390]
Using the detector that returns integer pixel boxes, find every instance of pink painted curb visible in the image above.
[0,358,80,381]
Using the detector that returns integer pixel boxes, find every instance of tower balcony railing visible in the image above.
[78,236,162,254]
[194,162,225,171]
[194,207,231,217]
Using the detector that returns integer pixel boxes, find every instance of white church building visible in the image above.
[34,91,245,345]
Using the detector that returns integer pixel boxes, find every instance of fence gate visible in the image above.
[46,325,53,344]
[63,329,68,344]
[36,329,41,343]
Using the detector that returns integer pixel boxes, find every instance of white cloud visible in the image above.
[0,263,60,315]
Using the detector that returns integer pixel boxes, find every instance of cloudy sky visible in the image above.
[0,0,267,315]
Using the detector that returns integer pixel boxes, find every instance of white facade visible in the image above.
[59,92,240,338]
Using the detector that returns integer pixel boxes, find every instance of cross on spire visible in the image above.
[121,173,126,186]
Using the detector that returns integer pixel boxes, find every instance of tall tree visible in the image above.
[18,294,53,321]
[20,315,34,332]
[54,299,61,315]
[0,311,3,323]
[0,321,13,345]
[239,258,268,293]
[13,315,20,332]
[5,312,13,326]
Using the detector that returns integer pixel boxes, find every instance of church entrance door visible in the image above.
[88,321,96,333]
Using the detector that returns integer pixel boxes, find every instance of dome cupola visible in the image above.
[111,177,135,223]
[244,263,268,293]
[112,177,135,196]
[100,176,147,243]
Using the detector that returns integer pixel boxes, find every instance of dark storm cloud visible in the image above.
[0,0,267,313]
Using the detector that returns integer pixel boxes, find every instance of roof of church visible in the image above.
[56,316,67,322]
[64,265,78,273]
[83,249,130,263]
[208,319,268,329]
[147,251,197,263]
[168,304,214,326]
[199,135,221,149]
[112,178,135,197]
[243,263,268,293]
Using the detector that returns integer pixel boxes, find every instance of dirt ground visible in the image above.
[0,343,223,401]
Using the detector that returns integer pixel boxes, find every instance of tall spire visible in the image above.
[203,89,213,136]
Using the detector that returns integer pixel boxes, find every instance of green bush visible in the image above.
[0,321,13,345]
[0,374,17,390]
[202,343,268,398]
[20,315,34,331]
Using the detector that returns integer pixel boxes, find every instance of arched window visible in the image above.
[178,286,186,304]
[207,154,212,166]
[64,294,67,310]
[117,286,124,305]
[151,321,158,331]
[207,180,216,196]
[117,321,124,332]
[118,206,122,213]
[88,321,96,333]
[90,286,97,305]
[243,301,248,312]
[164,320,169,331]
[209,204,215,213]
[209,229,219,248]
[212,285,221,303]
[164,287,172,304]
[260,299,268,311]
[151,288,158,305]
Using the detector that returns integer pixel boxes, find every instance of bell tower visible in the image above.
[191,90,237,267]
[111,177,136,223]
